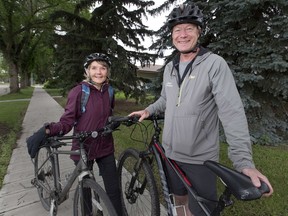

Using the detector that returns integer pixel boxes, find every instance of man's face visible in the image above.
[172,23,200,53]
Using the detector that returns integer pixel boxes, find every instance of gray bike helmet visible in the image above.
[83,53,111,69]
[167,3,204,30]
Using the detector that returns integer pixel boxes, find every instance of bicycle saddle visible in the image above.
[204,160,270,201]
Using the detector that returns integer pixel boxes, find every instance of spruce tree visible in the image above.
[51,0,157,101]
[151,0,288,144]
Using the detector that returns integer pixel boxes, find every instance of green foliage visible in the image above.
[152,0,288,144]
[49,0,158,96]
[43,78,63,89]
[0,0,71,90]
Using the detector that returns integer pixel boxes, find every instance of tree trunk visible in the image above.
[8,61,20,93]
[20,71,30,88]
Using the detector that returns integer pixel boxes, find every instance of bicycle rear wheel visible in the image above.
[73,178,117,216]
[34,146,55,211]
[117,148,160,216]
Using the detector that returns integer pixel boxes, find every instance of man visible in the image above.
[129,3,273,216]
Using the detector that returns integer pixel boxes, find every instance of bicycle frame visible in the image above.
[134,117,213,216]
[55,144,92,204]
[152,140,214,215]
[32,134,95,214]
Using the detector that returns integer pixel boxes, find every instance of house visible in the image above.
[137,64,163,81]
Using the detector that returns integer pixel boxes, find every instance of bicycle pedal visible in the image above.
[31,178,36,186]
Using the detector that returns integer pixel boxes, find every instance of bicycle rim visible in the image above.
[73,178,117,216]
[117,148,160,216]
[34,146,55,211]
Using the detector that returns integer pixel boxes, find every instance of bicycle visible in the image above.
[31,126,118,216]
[108,114,270,216]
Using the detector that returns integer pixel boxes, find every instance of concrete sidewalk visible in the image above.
[0,87,97,215]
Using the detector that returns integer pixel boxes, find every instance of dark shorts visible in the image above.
[165,159,217,216]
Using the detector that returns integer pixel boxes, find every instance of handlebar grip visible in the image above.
[108,116,139,124]
[108,116,131,123]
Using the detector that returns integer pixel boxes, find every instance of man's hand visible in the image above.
[129,110,150,122]
[242,168,274,197]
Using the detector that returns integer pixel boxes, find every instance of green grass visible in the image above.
[218,144,287,216]
[0,87,34,188]
[0,87,34,101]
[44,88,63,97]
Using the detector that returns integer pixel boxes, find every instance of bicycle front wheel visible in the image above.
[34,146,55,211]
[73,178,117,216]
[117,148,160,216]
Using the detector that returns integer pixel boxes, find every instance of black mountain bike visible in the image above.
[31,126,117,216]
[108,114,270,216]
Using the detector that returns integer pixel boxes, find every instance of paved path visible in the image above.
[0,87,102,216]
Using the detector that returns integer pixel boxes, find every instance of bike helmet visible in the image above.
[83,53,111,69]
[167,3,204,30]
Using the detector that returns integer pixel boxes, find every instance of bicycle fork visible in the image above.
[125,157,147,203]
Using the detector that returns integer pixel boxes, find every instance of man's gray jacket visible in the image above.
[146,49,255,171]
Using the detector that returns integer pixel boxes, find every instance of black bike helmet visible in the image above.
[83,53,111,69]
[167,3,204,30]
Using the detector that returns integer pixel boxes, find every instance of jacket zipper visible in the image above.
[176,76,188,107]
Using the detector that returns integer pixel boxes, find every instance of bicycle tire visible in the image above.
[117,148,160,216]
[34,146,55,211]
[73,178,117,216]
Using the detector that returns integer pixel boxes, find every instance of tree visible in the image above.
[0,0,69,92]
[151,0,288,144]
[50,0,157,101]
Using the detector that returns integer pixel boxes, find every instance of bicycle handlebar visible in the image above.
[108,113,165,125]
[46,126,114,148]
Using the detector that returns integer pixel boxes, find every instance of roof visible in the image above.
[137,64,162,74]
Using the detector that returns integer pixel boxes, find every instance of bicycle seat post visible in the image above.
[212,187,233,215]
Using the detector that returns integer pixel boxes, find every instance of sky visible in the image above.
[141,4,172,65]
[140,1,187,65]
